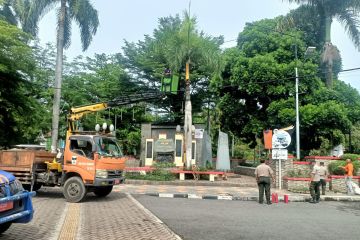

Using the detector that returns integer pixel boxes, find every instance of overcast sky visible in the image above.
[38,0,360,91]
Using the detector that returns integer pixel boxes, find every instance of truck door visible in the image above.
[64,136,96,183]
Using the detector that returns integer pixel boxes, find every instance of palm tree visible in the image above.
[285,0,360,88]
[154,12,223,168]
[2,0,99,151]
[27,0,99,152]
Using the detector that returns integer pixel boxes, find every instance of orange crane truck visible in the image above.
[0,92,163,202]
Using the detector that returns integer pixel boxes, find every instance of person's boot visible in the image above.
[309,198,316,203]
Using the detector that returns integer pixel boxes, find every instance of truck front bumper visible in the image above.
[92,176,125,186]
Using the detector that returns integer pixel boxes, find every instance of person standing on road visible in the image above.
[319,162,328,195]
[341,159,354,195]
[255,159,275,205]
[309,161,321,203]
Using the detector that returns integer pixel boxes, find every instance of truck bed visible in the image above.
[0,150,56,184]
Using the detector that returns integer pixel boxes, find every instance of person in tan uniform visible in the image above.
[318,162,328,195]
[309,161,321,203]
[255,159,275,204]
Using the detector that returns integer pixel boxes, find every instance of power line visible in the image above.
[339,67,360,73]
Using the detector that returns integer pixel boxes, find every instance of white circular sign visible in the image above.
[272,129,291,149]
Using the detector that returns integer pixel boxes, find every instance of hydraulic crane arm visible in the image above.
[67,91,165,133]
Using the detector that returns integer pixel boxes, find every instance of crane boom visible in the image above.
[67,91,165,133]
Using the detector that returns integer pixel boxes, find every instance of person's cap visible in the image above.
[320,161,324,165]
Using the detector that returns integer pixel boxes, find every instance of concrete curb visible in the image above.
[142,192,360,202]
[125,179,256,187]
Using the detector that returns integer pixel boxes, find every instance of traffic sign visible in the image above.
[272,129,291,149]
[272,149,288,160]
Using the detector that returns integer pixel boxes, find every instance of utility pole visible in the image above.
[295,66,300,160]
[184,61,192,169]
[183,1,192,169]
[295,45,300,160]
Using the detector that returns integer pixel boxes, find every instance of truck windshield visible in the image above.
[94,137,123,157]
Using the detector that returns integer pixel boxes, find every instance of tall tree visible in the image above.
[0,20,45,146]
[214,18,359,154]
[284,0,360,88]
[30,0,99,152]
[123,12,223,167]
[123,13,223,120]
[0,0,48,35]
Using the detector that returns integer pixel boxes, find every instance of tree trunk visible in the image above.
[324,15,333,88]
[326,62,333,89]
[324,15,332,43]
[50,0,66,153]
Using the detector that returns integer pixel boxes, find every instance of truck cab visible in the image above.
[62,134,126,202]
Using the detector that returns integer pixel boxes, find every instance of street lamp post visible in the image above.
[295,46,316,160]
[295,65,300,160]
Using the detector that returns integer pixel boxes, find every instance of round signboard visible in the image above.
[272,129,291,149]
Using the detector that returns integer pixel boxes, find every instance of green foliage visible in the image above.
[239,161,260,167]
[125,171,175,181]
[214,17,360,152]
[340,154,360,161]
[349,123,360,154]
[201,160,215,170]
[61,53,146,152]
[286,0,360,50]
[125,163,176,181]
[233,141,255,160]
[287,169,310,178]
[126,131,141,156]
[308,149,328,156]
[328,160,360,176]
[122,13,224,123]
[152,162,176,169]
[0,20,46,146]
[328,161,346,175]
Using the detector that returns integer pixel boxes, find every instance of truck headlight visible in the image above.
[96,170,108,179]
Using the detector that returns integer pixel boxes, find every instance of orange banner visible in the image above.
[263,129,273,149]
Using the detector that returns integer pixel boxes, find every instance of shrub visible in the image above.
[328,160,360,176]
[287,169,310,178]
[153,162,176,169]
[125,170,175,181]
[340,154,360,161]
[125,162,176,181]
[239,160,260,167]
[308,149,322,156]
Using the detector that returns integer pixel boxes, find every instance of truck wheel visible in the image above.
[0,222,12,234]
[93,186,113,197]
[63,177,87,203]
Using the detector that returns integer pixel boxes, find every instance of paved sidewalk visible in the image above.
[1,188,181,240]
[116,175,360,202]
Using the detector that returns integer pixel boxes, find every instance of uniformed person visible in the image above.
[255,159,275,205]
[309,161,321,203]
[318,162,328,195]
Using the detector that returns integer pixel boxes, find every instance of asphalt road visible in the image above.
[134,195,360,240]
